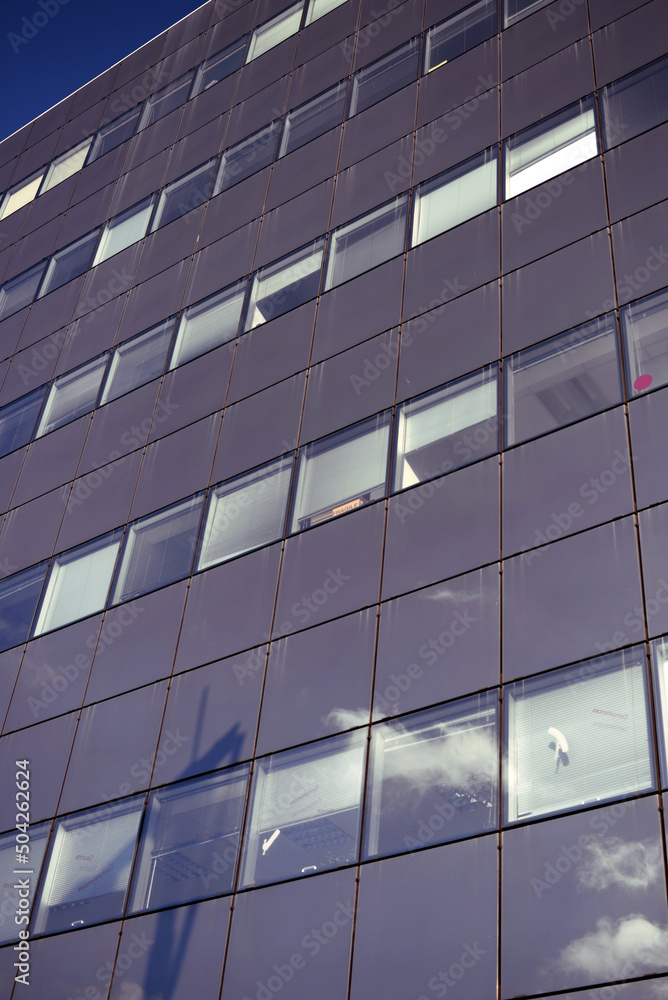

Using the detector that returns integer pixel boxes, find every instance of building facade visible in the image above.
[0,0,667,996]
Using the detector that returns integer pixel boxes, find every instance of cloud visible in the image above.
[555,915,668,981]
[324,708,369,730]
[579,838,662,892]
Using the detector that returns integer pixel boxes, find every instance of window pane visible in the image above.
[240,730,366,887]
[505,649,654,823]
[291,414,390,531]
[192,37,247,95]
[426,0,497,72]
[93,196,154,266]
[364,693,498,859]
[34,798,143,934]
[101,319,174,404]
[0,385,47,459]
[412,149,497,245]
[170,280,246,369]
[36,355,107,436]
[246,2,304,62]
[504,99,598,199]
[305,0,347,24]
[245,239,324,330]
[504,0,551,26]
[325,195,408,290]
[0,169,45,220]
[129,766,249,912]
[152,159,216,231]
[0,823,50,943]
[39,230,100,297]
[197,456,293,570]
[622,286,668,396]
[651,635,668,787]
[279,82,347,157]
[349,38,420,117]
[601,54,668,149]
[41,139,92,193]
[394,367,499,490]
[138,71,194,130]
[504,315,622,446]
[216,121,281,193]
[0,261,47,320]
[34,531,122,636]
[0,562,48,654]
[113,494,205,603]
[90,107,141,161]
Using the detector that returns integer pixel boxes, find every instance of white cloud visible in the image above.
[324,708,369,730]
[555,915,668,981]
[579,838,662,892]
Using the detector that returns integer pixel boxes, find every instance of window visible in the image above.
[240,730,366,887]
[349,38,420,117]
[425,0,497,72]
[138,71,194,130]
[0,385,47,459]
[279,82,347,157]
[38,230,100,297]
[246,2,304,63]
[504,98,598,199]
[651,635,668,786]
[112,494,205,604]
[0,824,50,943]
[170,280,246,369]
[192,36,247,95]
[93,196,154,266]
[34,798,143,934]
[601,54,668,149]
[305,0,347,23]
[505,650,654,823]
[622,287,668,396]
[291,414,391,532]
[41,139,92,194]
[197,456,293,570]
[33,531,122,636]
[364,693,498,858]
[0,261,47,320]
[36,355,107,437]
[129,766,249,912]
[244,239,324,330]
[89,107,141,161]
[100,319,174,404]
[412,149,497,245]
[151,159,216,231]
[215,121,281,193]
[394,367,499,490]
[0,562,48,654]
[504,0,551,27]
[325,196,408,290]
[0,169,45,220]
[504,315,622,446]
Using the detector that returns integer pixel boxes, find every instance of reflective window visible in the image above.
[651,634,668,787]
[151,159,216,231]
[93,196,154,266]
[291,414,390,531]
[349,38,420,117]
[504,98,598,199]
[113,494,205,604]
[0,169,44,220]
[0,261,47,320]
[245,239,324,330]
[197,456,293,570]
[364,693,498,858]
[504,0,551,26]
[394,367,498,490]
[505,649,654,823]
[240,730,366,887]
[39,230,100,297]
[100,319,174,404]
[216,121,281,193]
[129,766,249,912]
[89,107,141,161]
[425,0,497,72]
[325,195,408,290]
[33,531,122,636]
[412,149,497,245]
[305,0,347,22]
[279,82,347,157]
[601,54,668,149]
[170,280,246,369]
[621,286,668,396]
[34,797,143,934]
[36,355,107,436]
[41,139,92,193]
[138,71,194,130]
[246,2,304,62]
[0,823,50,943]
[504,316,622,447]
[0,562,48,654]
[192,37,247,95]
[0,385,47,459]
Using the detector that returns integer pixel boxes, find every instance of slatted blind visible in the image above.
[257,746,364,831]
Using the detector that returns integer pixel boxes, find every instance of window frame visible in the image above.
[324,195,409,291]
[245,2,304,63]
[411,148,498,246]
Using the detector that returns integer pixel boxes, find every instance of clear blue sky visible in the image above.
[0,0,209,143]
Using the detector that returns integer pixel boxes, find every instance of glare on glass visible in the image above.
[279,82,347,157]
[0,262,46,320]
[90,107,141,161]
[325,195,408,290]
[170,280,246,369]
[621,288,668,396]
[0,824,50,943]
[41,139,92,193]
[246,2,304,62]
[101,319,174,404]
[138,71,194,130]
[0,561,49,654]
[151,160,216,231]
[349,37,420,116]
[0,385,47,459]
[425,0,497,72]
[216,122,281,192]
[601,53,668,149]
[304,0,347,24]
[93,196,154,266]
[38,230,100,297]
[412,149,497,245]
[0,169,45,220]
[192,36,247,95]
[504,0,552,27]
[36,354,108,436]
[244,240,324,330]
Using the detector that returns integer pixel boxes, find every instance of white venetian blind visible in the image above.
[413,158,497,246]
[404,381,496,453]
[35,538,120,635]
[257,746,364,830]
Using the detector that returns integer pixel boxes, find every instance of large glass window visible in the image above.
[0,823,50,943]
[651,634,668,787]
[412,149,497,246]
[192,36,247,95]
[151,160,216,231]
[169,280,246,369]
[504,0,551,26]
[38,230,100,298]
[305,0,347,23]
[36,355,107,437]
[100,319,174,405]
[33,531,122,637]
[279,82,347,157]
[291,414,391,532]
[504,98,598,199]
[601,54,668,149]
[364,693,498,858]
[0,385,47,459]
[197,456,293,570]
[93,196,154,266]
[113,494,205,604]
[129,766,249,912]
[0,169,44,220]
[244,239,324,330]
[41,139,92,194]
[240,730,366,887]
[425,0,497,72]
[394,367,498,490]
[504,316,622,447]
[505,649,654,823]
[34,798,143,934]
[89,107,141,161]
[349,38,420,117]
[138,71,194,130]
[621,286,668,396]
[0,562,48,654]
[246,2,304,62]
[215,121,281,193]
[325,195,408,290]
[0,261,47,320]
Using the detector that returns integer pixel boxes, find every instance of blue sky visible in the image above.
[0,0,208,143]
